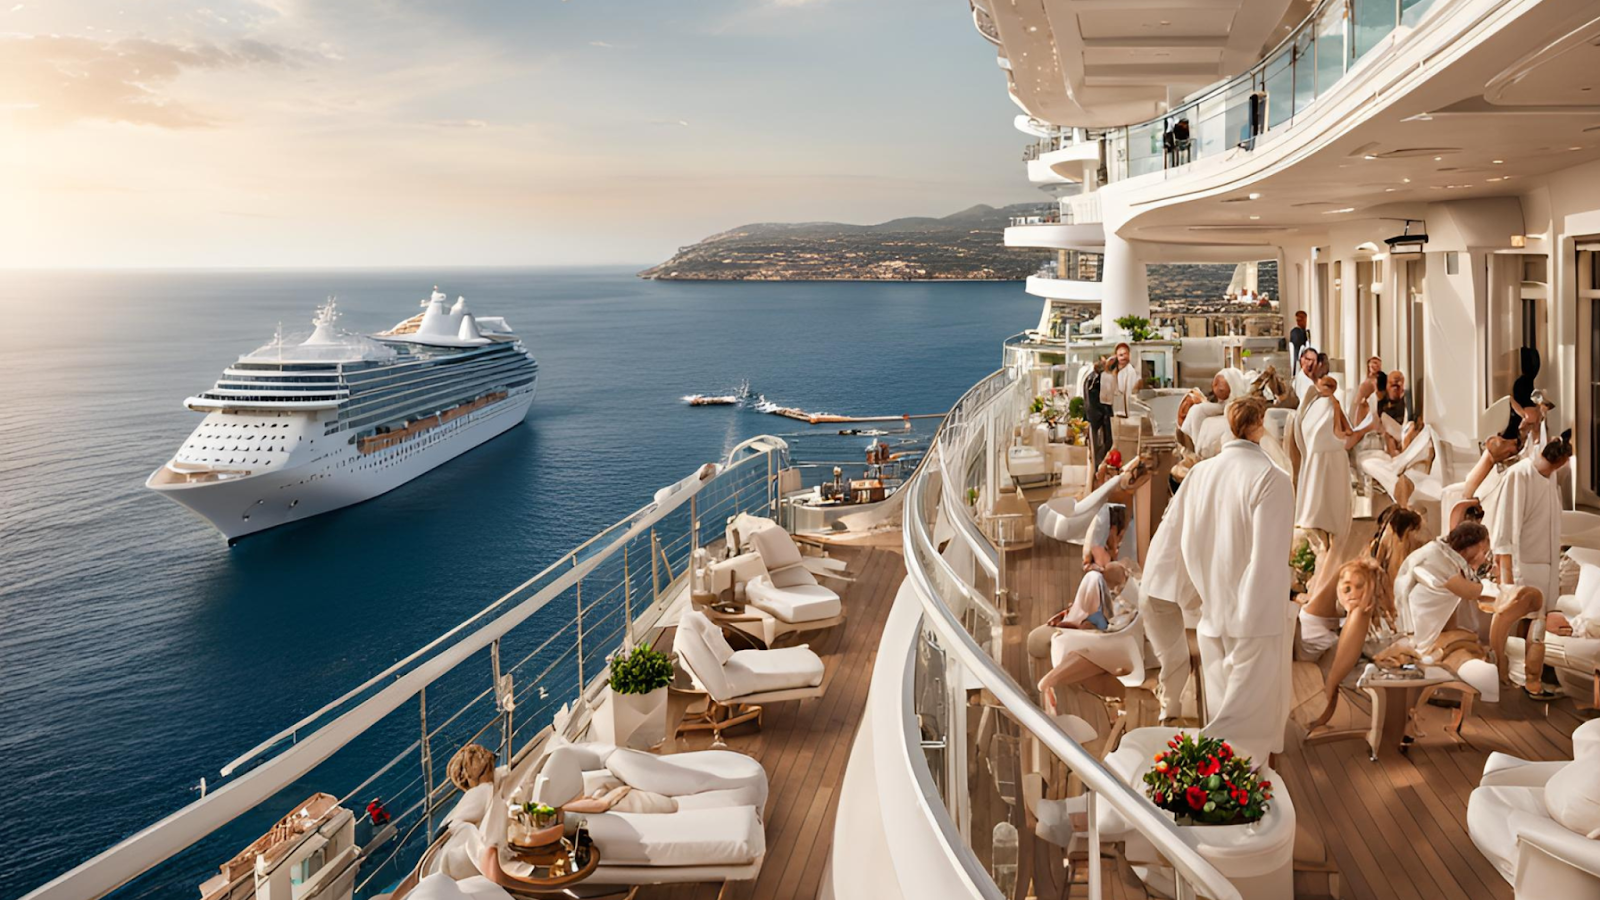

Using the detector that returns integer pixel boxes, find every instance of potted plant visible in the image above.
[1114,314,1159,343]
[1142,732,1273,826]
[597,642,674,748]
[1290,540,1316,594]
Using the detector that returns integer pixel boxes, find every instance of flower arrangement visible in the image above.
[608,643,673,696]
[1142,732,1272,826]
[515,801,559,828]
[1067,396,1086,421]
[1290,540,1316,589]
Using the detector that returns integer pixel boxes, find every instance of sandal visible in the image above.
[1524,686,1563,702]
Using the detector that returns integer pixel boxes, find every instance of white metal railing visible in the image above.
[898,371,1242,900]
[22,440,790,900]
[1105,0,1441,182]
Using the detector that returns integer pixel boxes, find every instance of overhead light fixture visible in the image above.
[1247,192,1261,200]
[1364,154,1377,160]
[1385,219,1429,255]
[1492,159,1504,164]
[1510,234,1527,248]
[1434,156,1443,161]
[1402,177,1412,183]
[1249,215,1261,220]
[1324,207,1357,214]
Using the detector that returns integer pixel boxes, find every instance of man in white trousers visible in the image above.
[1488,434,1572,699]
[1142,397,1296,765]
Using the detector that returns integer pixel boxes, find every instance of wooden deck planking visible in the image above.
[639,542,901,900]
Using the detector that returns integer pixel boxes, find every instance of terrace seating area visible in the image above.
[399,540,903,900]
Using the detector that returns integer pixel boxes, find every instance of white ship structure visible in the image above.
[32,2,1600,900]
[147,290,538,542]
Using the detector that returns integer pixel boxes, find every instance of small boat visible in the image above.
[685,379,752,406]
[198,793,361,900]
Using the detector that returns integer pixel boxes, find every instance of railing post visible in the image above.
[491,638,511,764]
[1087,790,1101,900]
[650,527,661,603]
[574,573,585,695]
[419,687,434,838]
[622,543,633,650]
[690,493,699,560]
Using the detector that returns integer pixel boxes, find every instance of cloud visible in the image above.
[0,33,309,128]
[588,40,613,48]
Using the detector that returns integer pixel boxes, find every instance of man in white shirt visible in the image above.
[1488,435,1573,698]
[1143,398,1295,763]
[1291,346,1319,404]
[1102,342,1142,418]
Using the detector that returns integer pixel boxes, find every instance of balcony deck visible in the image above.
[643,537,904,900]
[1002,499,1590,900]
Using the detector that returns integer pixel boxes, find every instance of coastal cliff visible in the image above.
[639,203,1042,281]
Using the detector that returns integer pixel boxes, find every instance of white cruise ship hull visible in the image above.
[148,386,536,542]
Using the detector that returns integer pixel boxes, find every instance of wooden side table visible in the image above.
[488,837,614,898]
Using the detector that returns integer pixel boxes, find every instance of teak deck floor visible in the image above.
[639,539,903,900]
[1004,519,1593,900]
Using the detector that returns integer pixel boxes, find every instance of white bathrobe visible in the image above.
[1294,393,1351,540]
[1488,457,1563,619]
[1143,439,1296,764]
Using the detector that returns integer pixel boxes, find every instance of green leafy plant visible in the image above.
[1114,315,1159,342]
[608,643,673,695]
[1290,540,1316,581]
[1143,732,1273,826]
[967,486,980,507]
[1068,396,1086,420]
[1030,396,1047,414]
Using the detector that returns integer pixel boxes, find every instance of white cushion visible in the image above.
[1480,753,1566,788]
[1035,795,1082,848]
[438,824,486,881]
[531,745,585,807]
[1545,760,1600,838]
[585,806,764,867]
[610,788,678,814]
[583,770,625,797]
[1576,719,1600,761]
[676,611,732,699]
[723,646,824,696]
[768,564,818,589]
[681,608,734,665]
[747,578,841,623]
[673,786,766,811]
[444,783,494,828]
[606,748,768,807]
[748,525,803,571]
[411,873,514,900]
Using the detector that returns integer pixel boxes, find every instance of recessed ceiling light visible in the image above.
[1487,176,1503,182]
[1492,159,1504,164]
[1364,155,1377,160]
[1571,146,1584,151]
[1385,187,1397,192]
[1159,19,1171,25]
[1324,207,1357,214]
[1249,215,1261,220]
[1248,192,1261,200]
[1402,177,1411,183]
[1434,156,1443,161]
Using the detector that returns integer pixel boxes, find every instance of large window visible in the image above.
[1315,6,1347,96]
[1293,32,1317,113]
[1353,0,1397,61]
[1264,48,1295,129]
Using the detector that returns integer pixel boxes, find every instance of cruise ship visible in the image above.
[27,1,1600,899]
[147,291,538,542]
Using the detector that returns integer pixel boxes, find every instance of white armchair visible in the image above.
[675,609,825,746]
[743,525,845,638]
[1468,720,1600,898]
[726,513,851,582]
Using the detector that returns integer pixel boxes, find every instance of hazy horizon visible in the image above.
[1,1,1040,269]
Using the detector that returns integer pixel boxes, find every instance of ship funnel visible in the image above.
[458,314,483,342]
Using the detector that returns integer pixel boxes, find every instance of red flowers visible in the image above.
[1219,743,1233,761]
[1185,786,1208,810]
[1197,755,1221,778]
[1142,732,1272,825]
[1231,789,1250,806]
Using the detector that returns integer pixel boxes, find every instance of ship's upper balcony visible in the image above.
[974,0,1307,128]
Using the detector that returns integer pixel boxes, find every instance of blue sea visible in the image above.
[0,268,1036,898]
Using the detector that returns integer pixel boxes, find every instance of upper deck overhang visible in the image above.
[1099,0,1600,250]
[981,0,1306,127]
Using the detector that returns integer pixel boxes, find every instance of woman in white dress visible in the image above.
[1295,376,1362,546]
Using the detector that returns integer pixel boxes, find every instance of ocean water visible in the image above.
[0,268,1037,898]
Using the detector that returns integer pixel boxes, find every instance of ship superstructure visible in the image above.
[147,290,538,541]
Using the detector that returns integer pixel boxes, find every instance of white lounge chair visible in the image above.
[742,525,845,638]
[727,513,851,582]
[1467,720,1600,898]
[1356,422,1441,504]
[1544,548,1600,705]
[675,609,825,746]
[426,740,770,897]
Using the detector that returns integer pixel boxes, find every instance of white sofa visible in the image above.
[427,740,770,892]
[1544,548,1600,704]
[1467,720,1600,898]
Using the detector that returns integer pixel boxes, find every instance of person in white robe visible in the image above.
[1291,347,1319,406]
[1142,398,1296,764]
[1488,435,1573,697]
[1295,377,1361,549]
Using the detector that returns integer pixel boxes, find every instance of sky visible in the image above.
[0,0,1041,267]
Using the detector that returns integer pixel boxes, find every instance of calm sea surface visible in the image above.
[0,268,1035,898]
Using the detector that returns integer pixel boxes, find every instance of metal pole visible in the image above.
[1087,790,1101,900]
[690,494,699,561]
[491,639,511,764]
[419,687,434,838]
[622,543,633,650]
[650,528,661,603]
[575,575,585,695]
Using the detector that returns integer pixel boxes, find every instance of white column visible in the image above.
[1101,233,1150,336]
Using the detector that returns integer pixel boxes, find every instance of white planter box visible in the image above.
[593,686,667,749]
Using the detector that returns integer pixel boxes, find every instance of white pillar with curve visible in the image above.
[1101,232,1149,338]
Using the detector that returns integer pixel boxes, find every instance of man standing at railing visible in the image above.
[1141,398,1295,765]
